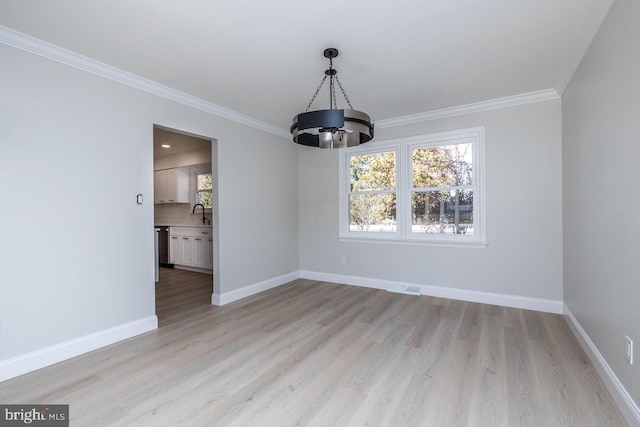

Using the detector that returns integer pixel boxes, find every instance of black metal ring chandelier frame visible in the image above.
[291,48,374,149]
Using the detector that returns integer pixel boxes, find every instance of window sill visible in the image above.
[338,236,488,249]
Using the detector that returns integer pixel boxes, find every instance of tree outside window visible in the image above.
[411,143,473,235]
[349,151,396,232]
[196,173,213,208]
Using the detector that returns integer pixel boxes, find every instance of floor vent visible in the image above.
[386,284,422,296]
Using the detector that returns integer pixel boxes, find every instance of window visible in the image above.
[196,172,213,208]
[190,164,213,209]
[410,141,473,236]
[339,127,485,247]
[349,150,397,233]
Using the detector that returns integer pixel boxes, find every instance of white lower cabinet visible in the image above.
[169,235,183,264]
[169,227,213,270]
[194,237,213,269]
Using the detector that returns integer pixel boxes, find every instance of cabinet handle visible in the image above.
[195,238,202,241]
[171,237,177,239]
[201,232,209,234]
[182,238,189,240]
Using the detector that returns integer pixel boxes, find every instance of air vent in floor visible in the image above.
[386,284,421,296]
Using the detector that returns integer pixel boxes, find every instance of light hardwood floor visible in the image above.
[0,269,627,426]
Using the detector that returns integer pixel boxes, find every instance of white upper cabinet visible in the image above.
[154,168,189,203]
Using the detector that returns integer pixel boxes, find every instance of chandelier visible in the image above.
[291,48,374,149]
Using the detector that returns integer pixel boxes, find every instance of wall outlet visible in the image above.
[340,256,347,265]
[625,336,633,365]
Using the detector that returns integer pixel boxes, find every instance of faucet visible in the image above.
[192,203,208,224]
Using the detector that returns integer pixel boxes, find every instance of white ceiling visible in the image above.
[0,1,609,132]
[153,127,211,159]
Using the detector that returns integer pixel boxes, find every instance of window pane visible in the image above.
[349,193,396,232]
[412,143,472,188]
[350,152,396,191]
[197,173,213,191]
[411,190,473,235]
[197,191,213,208]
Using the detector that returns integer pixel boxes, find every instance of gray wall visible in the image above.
[562,0,640,406]
[299,99,563,301]
[0,43,299,361]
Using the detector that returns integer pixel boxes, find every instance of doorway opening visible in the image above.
[152,125,219,326]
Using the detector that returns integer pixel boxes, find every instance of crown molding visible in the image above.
[555,0,614,96]
[376,89,560,129]
[0,25,290,139]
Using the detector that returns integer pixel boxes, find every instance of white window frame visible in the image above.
[339,126,486,248]
[339,143,401,240]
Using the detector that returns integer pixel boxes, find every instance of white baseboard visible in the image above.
[212,271,300,306]
[420,283,563,314]
[300,271,388,290]
[564,305,640,426]
[0,315,158,383]
[299,271,563,314]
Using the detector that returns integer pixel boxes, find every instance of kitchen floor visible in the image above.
[155,267,213,326]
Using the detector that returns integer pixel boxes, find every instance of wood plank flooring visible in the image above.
[155,267,213,326]
[0,269,627,426]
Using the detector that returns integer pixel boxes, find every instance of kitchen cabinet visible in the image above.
[154,168,189,203]
[169,227,213,271]
[170,235,194,265]
[194,234,213,269]
[169,234,181,264]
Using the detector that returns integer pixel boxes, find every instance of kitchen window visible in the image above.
[191,165,213,209]
[339,127,486,247]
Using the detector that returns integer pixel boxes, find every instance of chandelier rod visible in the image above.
[329,57,334,110]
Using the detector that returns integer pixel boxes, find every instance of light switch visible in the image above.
[137,194,143,204]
